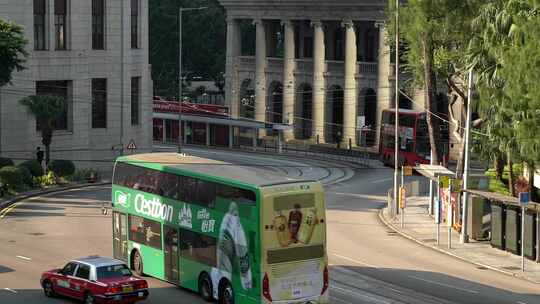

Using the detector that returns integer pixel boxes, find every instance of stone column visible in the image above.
[342,20,358,148]
[225,18,241,118]
[282,20,296,141]
[374,23,392,149]
[254,19,267,138]
[311,20,326,143]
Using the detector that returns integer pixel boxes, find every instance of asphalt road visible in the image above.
[0,147,539,304]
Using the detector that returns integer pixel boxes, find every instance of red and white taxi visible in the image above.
[40,256,149,304]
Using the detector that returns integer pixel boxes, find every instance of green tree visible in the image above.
[388,0,479,166]
[0,18,27,87]
[500,4,540,198]
[19,96,66,167]
[150,0,226,98]
[467,0,535,195]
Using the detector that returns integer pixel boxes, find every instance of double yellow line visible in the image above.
[0,202,21,219]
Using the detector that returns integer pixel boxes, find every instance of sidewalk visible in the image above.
[380,196,540,284]
[0,181,110,212]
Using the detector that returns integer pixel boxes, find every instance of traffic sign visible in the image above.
[519,192,530,205]
[399,186,406,209]
[126,139,137,150]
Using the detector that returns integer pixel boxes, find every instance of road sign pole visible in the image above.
[522,205,525,272]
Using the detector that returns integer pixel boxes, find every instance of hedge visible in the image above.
[47,160,75,177]
[18,160,44,177]
[0,157,14,169]
[0,166,24,191]
[17,165,33,187]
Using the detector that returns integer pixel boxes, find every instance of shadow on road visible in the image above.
[0,286,204,304]
[332,265,540,304]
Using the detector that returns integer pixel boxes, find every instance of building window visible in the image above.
[92,0,105,50]
[92,78,107,128]
[131,77,140,125]
[36,80,70,130]
[33,0,46,50]
[54,0,67,50]
[130,0,139,49]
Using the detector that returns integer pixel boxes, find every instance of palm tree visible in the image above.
[19,95,66,167]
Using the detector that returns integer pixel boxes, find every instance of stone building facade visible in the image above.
[0,0,152,172]
[219,0,422,148]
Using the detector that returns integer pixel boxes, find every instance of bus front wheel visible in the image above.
[198,273,213,302]
[131,250,144,276]
[218,280,234,304]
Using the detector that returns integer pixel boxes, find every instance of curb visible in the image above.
[377,208,540,285]
[0,181,110,214]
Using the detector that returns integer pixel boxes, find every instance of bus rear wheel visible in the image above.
[132,250,144,276]
[198,273,213,302]
[218,280,234,304]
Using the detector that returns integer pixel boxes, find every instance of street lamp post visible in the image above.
[178,6,208,154]
[394,0,400,215]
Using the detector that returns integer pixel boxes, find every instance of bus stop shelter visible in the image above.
[415,164,455,215]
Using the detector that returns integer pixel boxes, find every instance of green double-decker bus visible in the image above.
[111,153,329,304]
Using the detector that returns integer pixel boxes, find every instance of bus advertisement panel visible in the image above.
[260,183,328,303]
[111,153,328,304]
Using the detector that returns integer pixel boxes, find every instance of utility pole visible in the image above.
[119,0,125,156]
[178,7,183,154]
[178,6,208,154]
[460,69,474,244]
[394,0,400,213]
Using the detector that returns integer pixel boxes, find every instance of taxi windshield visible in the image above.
[97,264,132,279]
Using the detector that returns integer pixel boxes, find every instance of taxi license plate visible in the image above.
[123,286,134,293]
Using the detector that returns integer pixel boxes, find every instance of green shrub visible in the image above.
[47,160,75,177]
[34,171,56,187]
[68,168,98,182]
[17,165,33,187]
[0,157,14,169]
[18,160,43,177]
[0,166,25,191]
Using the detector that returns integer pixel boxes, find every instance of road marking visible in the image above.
[3,288,17,294]
[0,203,20,219]
[15,255,31,261]
[370,177,392,184]
[516,301,528,304]
[407,275,479,294]
[332,253,379,269]
[331,286,390,304]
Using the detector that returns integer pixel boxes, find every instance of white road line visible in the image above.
[331,286,390,304]
[516,301,528,304]
[15,255,31,261]
[370,178,393,184]
[408,275,479,294]
[3,288,17,294]
[332,253,379,269]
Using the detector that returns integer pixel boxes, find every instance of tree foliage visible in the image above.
[150,0,226,99]
[0,18,27,87]
[19,95,66,166]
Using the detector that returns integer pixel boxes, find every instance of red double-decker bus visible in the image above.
[379,109,449,167]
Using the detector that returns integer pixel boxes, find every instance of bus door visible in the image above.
[164,226,179,283]
[113,211,128,261]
